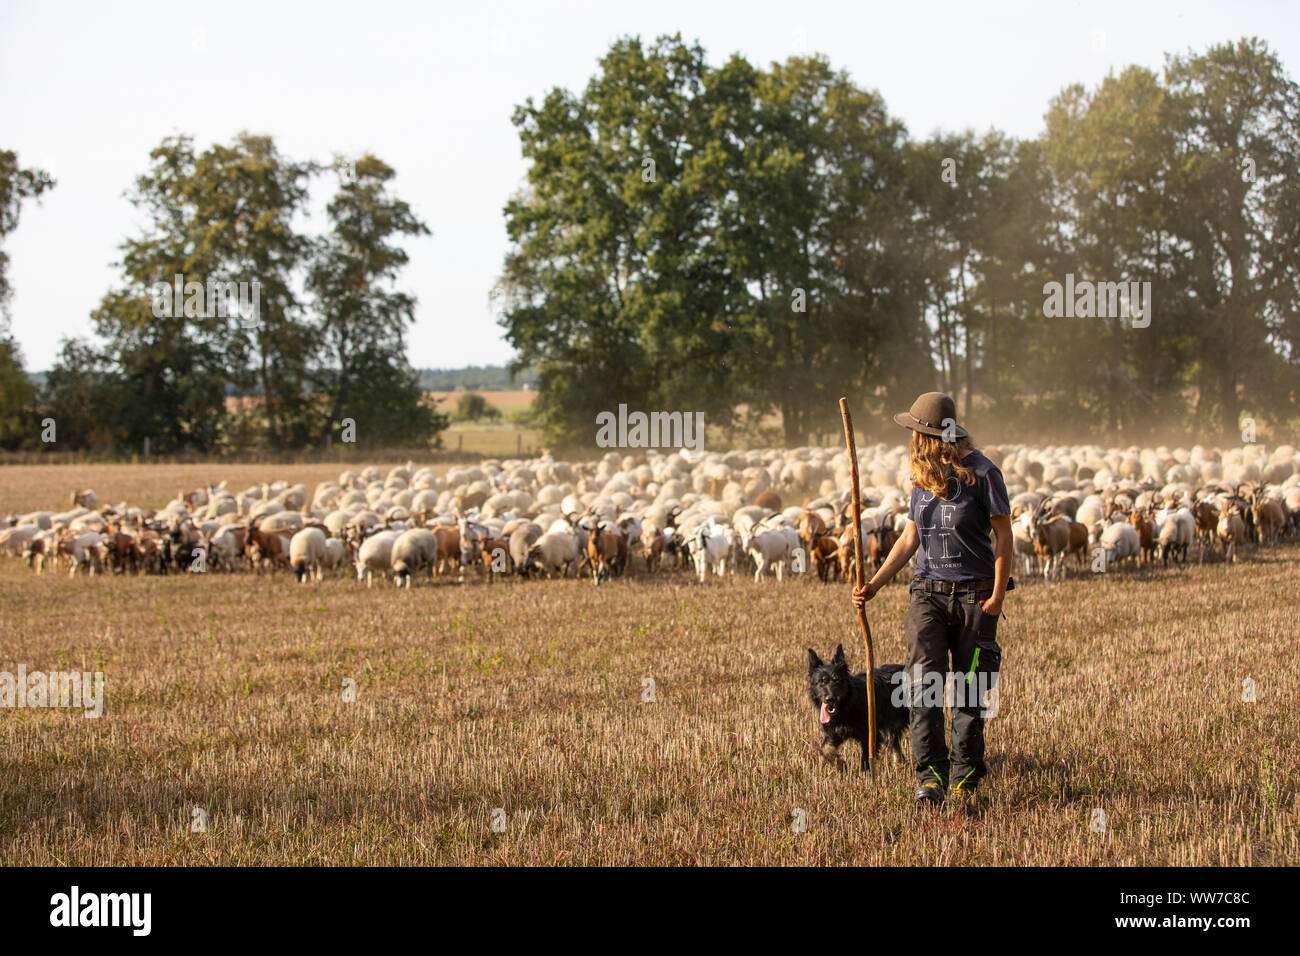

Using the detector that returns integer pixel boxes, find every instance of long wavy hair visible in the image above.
[909,430,978,498]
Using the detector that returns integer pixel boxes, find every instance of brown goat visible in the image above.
[478,535,510,584]
[866,527,899,575]
[246,521,292,572]
[641,526,664,572]
[586,524,626,585]
[1192,499,1219,547]
[1252,494,1285,546]
[1128,511,1156,567]
[796,510,827,555]
[1033,509,1072,582]
[429,525,462,576]
[809,533,841,583]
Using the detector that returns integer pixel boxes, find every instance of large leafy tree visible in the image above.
[498,35,718,442]
[60,135,440,454]
[965,138,1060,420]
[726,56,919,444]
[1044,64,1202,440]
[93,133,316,453]
[905,130,1011,419]
[165,134,316,449]
[1163,38,1300,439]
[308,155,445,448]
[499,38,921,447]
[1040,41,1300,441]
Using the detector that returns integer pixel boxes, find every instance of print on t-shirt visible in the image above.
[908,453,1010,582]
[916,477,961,564]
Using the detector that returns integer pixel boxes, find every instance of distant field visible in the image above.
[429,390,541,459]
[439,428,544,459]
[427,390,536,412]
[0,537,1296,865]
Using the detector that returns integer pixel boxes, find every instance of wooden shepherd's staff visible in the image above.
[839,397,877,778]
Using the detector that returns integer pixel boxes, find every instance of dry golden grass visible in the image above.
[1,540,1296,866]
[440,427,544,458]
[0,463,423,514]
[427,389,536,412]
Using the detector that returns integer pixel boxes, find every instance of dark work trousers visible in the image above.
[904,579,1003,790]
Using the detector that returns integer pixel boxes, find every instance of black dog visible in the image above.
[807,644,908,772]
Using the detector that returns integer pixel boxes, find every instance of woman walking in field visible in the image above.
[852,392,1013,808]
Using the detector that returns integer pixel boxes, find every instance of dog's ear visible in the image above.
[807,648,823,671]
[831,644,846,666]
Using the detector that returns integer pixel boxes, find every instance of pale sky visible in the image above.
[2,0,1296,372]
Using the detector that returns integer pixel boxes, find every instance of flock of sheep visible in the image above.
[2,441,1298,588]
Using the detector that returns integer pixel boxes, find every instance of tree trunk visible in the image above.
[958,250,972,421]
[962,320,973,422]
[988,303,998,409]
[782,399,802,448]
[1218,367,1238,445]
[261,346,279,452]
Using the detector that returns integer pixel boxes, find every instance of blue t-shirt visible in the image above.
[908,451,1010,582]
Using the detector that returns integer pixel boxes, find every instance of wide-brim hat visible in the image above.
[893,391,968,439]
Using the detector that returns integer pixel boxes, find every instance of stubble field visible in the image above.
[1,529,1295,866]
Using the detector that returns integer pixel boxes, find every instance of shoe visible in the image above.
[950,768,981,811]
[915,781,945,806]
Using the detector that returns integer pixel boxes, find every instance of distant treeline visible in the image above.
[416,365,537,391]
[500,35,1300,447]
[18,365,532,396]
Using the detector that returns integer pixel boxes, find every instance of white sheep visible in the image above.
[321,538,348,577]
[66,531,105,577]
[206,525,242,572]
[1098,521,1140,569]
[390,528,440,588]
[260,510,305,533]
[687,519,733,582]
[527,530,579,578]
[0,524,41,555]
[355,530,400,588]
[290,527,328,583]
[743,525,800,582]
[1155,508,1195,566]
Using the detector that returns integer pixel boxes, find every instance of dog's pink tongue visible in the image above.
[819,702,831,724]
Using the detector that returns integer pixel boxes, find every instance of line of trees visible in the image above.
[497,35,1300,446]
[416,365,538,390]
[0,138,445,455]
